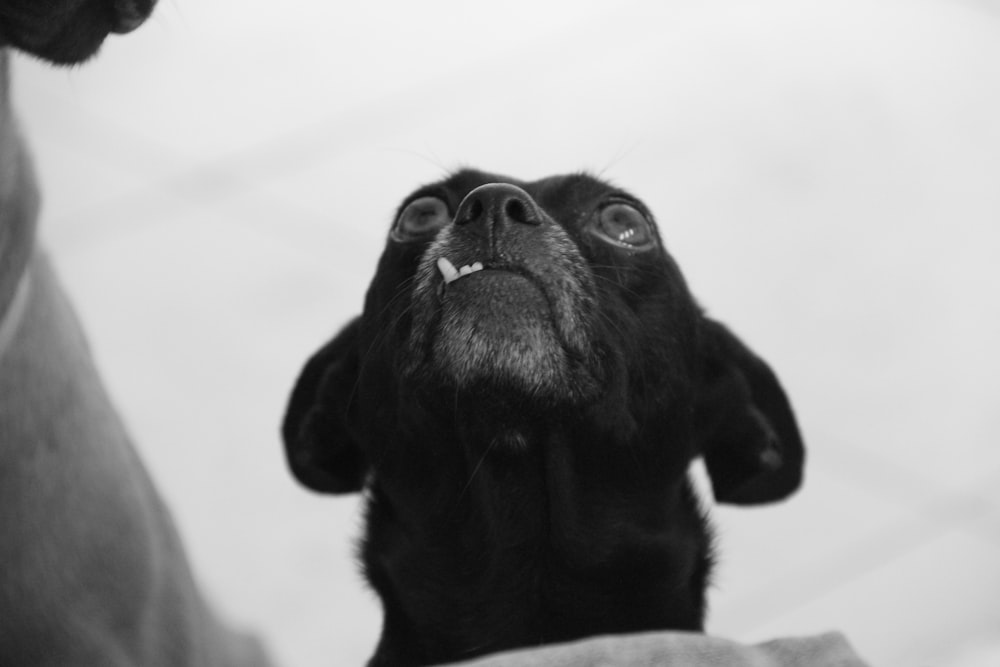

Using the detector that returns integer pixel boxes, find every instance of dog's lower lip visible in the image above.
[444,266,524,287]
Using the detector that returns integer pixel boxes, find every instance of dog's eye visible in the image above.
[392,196,451,241]
[591,203,656,250]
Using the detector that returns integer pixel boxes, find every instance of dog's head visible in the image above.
[284,169,804,507]
[0,0,156,65]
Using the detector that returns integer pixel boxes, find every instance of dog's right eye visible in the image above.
[392,197,451,242]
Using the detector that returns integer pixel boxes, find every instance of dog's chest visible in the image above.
[363,438,709,663]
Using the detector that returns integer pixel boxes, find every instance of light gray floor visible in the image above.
[11,0,1000,665]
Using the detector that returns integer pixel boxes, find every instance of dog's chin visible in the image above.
[416,269,602,405]
[429,271,569,396]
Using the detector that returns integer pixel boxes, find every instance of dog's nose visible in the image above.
[111,0,157,34]
[455,183,543,231]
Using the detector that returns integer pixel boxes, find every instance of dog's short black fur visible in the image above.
[283,169,805,666]
[0,0,156,65]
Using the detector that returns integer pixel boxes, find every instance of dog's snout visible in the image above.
[455,183,543,231]
[111,0,158,34]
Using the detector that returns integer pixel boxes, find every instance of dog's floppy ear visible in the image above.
[694,318,804,505]
[282,318,367,493]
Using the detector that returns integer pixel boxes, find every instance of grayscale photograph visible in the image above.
[1,1,998,665]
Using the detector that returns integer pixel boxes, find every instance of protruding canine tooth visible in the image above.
[437,257,459,284]
[438,257,485,285]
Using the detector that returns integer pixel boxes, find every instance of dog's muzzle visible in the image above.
[404,184,597,400]
[112,0,157,34]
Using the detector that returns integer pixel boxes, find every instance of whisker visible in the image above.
[590,271,647,303]
[458,435,500,501]
[348,277,421,408]
[596,138,643,177]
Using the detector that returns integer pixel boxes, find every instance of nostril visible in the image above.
[457,198,484,225]
[504,198,532,225]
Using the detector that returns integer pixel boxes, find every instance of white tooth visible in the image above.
[470,262,484,273]
[437,257,459,284]
[459,265,473,276]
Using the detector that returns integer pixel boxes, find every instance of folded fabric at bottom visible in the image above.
[444,631,869,667]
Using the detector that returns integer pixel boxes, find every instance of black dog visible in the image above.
[283,169,805,666]
[0,0,155,64]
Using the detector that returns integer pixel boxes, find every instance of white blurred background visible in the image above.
[10,0,1000,664]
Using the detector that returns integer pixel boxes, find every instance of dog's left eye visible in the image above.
[590,203,656,250]
[393,196,451,241]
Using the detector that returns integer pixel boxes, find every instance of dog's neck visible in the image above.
[0,49,40,332]
[363,411,710,666]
